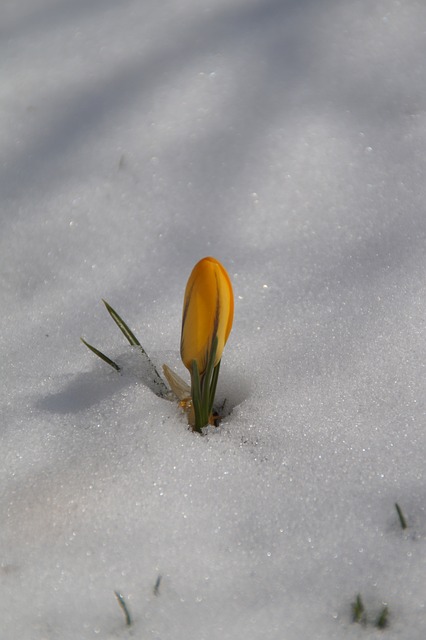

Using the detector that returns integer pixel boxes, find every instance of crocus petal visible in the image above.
[181,257,234,374]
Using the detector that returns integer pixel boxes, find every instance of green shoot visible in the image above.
[80,338,120,371]
[82,300,170,398]
[351,594,366,625]
[153,574,162,596]
[208,360,221,417]
[376,605,389,629]
[114,591,132,627]
[395,503,407,530]
[190,337,219,432]
[191,359,203,433]
[102,299,143,348]
[350,594,390,630]
[102,299,168,396]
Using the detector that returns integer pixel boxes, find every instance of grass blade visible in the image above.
[209,360,221,417]
[102,299,143,348]
[191,359,203,432]
[114,591,132,627]
[80,338,120,372]
[102,300,169,397]
[200,336,218,417]
[153,574,162,596]
[376,605,389,629]
[351,594,366,625]
[395,503,407,529]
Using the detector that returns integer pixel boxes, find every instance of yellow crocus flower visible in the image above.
[180,257,234,432]
[181,257,234,375]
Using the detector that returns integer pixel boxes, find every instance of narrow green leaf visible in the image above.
[200,336,218,415]
[395,503,407,530]
[153,574,162,596]
[208,360,221,418]
[376,605,389,629]
[102,299,143,348]
[102,299,169,397]
[351,594,366,625]
[114,591,132,627]
[80,338,120,372]
[191,359,203,432]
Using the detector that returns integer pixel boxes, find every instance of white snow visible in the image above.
[2,0,426,637]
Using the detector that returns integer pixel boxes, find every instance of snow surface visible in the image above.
[2,0,426,637]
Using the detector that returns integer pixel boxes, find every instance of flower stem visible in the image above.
[190,337,219,432]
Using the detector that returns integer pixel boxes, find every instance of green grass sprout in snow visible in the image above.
[351,593,390,630]
[114,591,132,627]
[376,605,389,630]
[153,574,162,596]
[351,594,366,625]
[395,502,407,530]
[81,299,169,398]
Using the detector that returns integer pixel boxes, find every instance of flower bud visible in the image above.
[181,257,233,375]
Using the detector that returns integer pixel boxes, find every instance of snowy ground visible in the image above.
[2,0,426,638]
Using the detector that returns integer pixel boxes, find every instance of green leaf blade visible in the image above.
[102,299,143,348]
[80,338,121,372]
